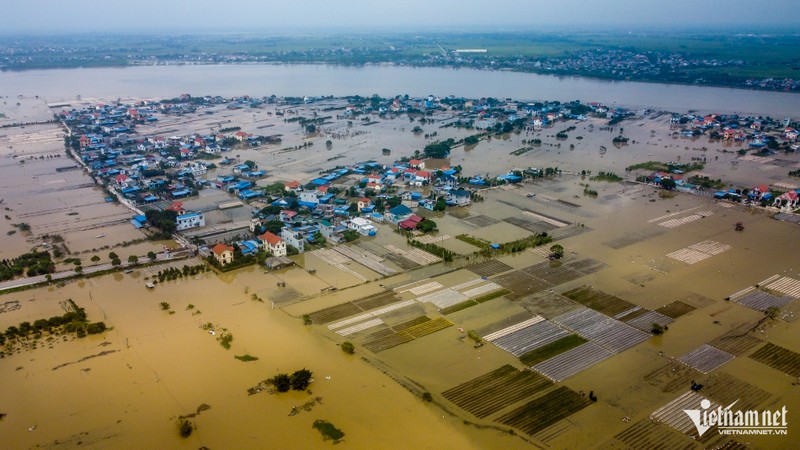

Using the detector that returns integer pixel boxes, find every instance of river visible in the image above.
[1,64,798,118]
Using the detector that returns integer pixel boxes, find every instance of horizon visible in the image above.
[2,0,799,35]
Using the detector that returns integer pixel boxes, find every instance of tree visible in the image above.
[290,368,313,391]
[271,373,291,392]
[433,198,446,211]
[147,251,157,262]
[660,178,677,191]
[549,244,564,259]
[108,251,119,261]
[417,219,437,233]
[91,255,100,264]
[325,140,333,150]
[341,341,355,354]
[111,258,121,267]
[159,302,171,311]
[128,255,139,265]
[178,419,193,438]
[74,265,83,274]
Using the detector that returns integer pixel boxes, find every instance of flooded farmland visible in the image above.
[1,89,800,449]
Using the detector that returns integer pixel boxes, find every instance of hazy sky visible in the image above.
[2,0,798,33]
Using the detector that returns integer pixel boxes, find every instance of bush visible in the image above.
[270,373,291,392]
[341,341,355,354]
[178,419,193,438]
[290,368,313,391]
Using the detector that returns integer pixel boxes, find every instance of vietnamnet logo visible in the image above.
[684,399,788,436]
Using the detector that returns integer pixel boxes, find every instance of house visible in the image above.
[280,227,305,253]
[357,197,372,212]
[785,128,798,141]
[165,201,185,214]
[348,217,377,236]
[280,210,299,223]
[409,159,425,170]
[446,188,472,206]
[211,243,235,266]
[115,173,131,188]
[283,180,302,193]
[385,204,413,224]
[398,214,423,230]
[176,212,205,231]
[299,190,320,207]
[437,174,459,190]
[235,131,249,142]
[259,231,287,257]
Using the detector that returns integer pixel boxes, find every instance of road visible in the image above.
[0,249,195,293]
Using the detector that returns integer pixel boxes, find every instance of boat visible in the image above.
[95,234,106,238]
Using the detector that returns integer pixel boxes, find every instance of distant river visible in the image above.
[1,64,798,117]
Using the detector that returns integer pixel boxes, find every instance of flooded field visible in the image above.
[0,99,163,269]
[2,91,800,449]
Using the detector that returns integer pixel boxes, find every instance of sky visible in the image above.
[1,0,798,34]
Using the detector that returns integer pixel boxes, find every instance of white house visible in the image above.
[176,212,205,230]
[347,217,377,236]
[280,227,305,253]
[259,231,287,257]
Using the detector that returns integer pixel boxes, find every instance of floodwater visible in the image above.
[1,64,799,117]
[0,98,162,268]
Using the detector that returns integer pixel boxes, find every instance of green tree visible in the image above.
[147,251,157,262]
[433,198,446,211]
[91,255,100,264]
[108,251,119,261]
[417,219,437,233]
[271,373,291,392]
[159,302,171,311]
[111,258,121,267]
[74,265,83,274]
[341,341,355,354]
[127,255,139,265]
[549,244,564,258]
[660,178,677,190]
[290,368,313,391]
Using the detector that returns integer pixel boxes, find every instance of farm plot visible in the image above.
[308,248,369,281]
[268,286,304,305]
[384,244,441,266]
[383,253,420,270]
[701,372,771,411]
[650,391,720,436]
[643,362,701,393]
[404,317,453,338]
[749,343,800,377]
[520,262,583,286]
[327,300,417,330]
[611,419,700,450]
[551,308,650,353]
[519,292,582,318]
[656,301,697,319]
[658,212,713,229]
[667,240,731,265]
[495,386,592,436]
[361,315,449,353]
[562,286,637,317]
[394,280,443,296]
[335,318,384,336]
[441,365,552,419]
[333,245,396,276]
[678,344,735,374]
[503,216,557,234]
[463,215,500,227]
[531,342,614,381]
[733,290,793,312]
[416,288,468,310]
[764,276,800,298]
[489,320,572,357]
[306,302,363,324]
[477,312,537,338]
[623,310,674,332]
[707,326,764,356]
[519,335,587,367]
[413,234,451,244]
[563,258,608,275]
[494,270,551,300]
[467,259,514,277]
[353,291,401,311]
[602,228,666,250]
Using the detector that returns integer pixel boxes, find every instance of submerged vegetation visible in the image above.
[1,299,107,357]
[312,419,345,443]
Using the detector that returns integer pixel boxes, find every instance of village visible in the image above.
[50,92,800,274]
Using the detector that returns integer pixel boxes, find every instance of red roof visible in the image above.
[409,159,422,165]
[284,180,301,189]
[115,174,129,182]
[259,231,283,246]
[235,131,248,137]
[408,214,423,223]
[358,197,371,203]
[211,243,234,255]
[281,210,297,218]
[166,201,184,212]
[416,171,431,178]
